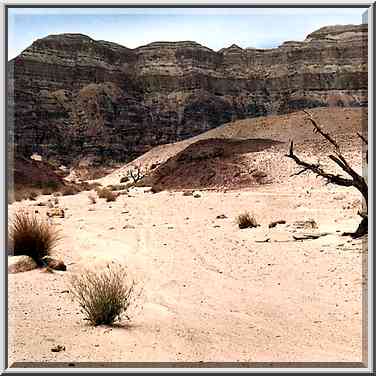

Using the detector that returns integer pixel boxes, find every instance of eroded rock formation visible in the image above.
[8,24,367,166]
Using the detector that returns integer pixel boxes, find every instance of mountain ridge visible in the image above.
[8,23,367,167]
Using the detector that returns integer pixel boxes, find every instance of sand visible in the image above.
[8,182,366,365]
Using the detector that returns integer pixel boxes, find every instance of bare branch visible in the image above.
[357,132,368,145]
[303,110,340,151]
[285,141,354,187]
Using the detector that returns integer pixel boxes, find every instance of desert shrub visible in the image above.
[236,212,258,229]
[70,265,134,326]
[27,191,38,201]
[61,185,78,196]
[9,211,61,264]
[77,181,102,192]
[41,187,55,196]
[96,187,118,202]
[12,190,28,202]
[108,184,127,192]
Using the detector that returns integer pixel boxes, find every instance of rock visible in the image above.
[8,255,38,273]
[129,186,154,194]
[182,191,193,196]
[122,225,135,229]
[216,214,227,219]
[293,232,330,240]
[293,219,318,230]
[254,236,271,243]
[46,208,65,218]
[268,220,286,228]
[51,345,65,352]
[41,256,67,271]
[9,25,367,166]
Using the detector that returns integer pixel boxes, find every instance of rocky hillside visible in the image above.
[100,107,365,191]
[8,24,367,166]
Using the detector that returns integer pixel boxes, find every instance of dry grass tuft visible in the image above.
[70,265,134,326]
[236,212,259,229]
[61,186,79,196]
[9,211,61,264]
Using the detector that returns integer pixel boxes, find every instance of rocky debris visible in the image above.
[129,186,154,194]
[8,255,38,273]
[9,25,367,166]
[254,236,271,243]
[269,220,287,228]
[41,256,67,271]
[46,208,65,218]
[293,219,318,230]
[216,214,228,219]
[293,232,330,241]
[51,345,65,352]
[182,191,193,196]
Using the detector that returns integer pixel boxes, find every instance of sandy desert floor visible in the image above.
[8,108,368,367]
[8,180,367,366]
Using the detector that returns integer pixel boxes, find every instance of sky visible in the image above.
[8,7,368,60]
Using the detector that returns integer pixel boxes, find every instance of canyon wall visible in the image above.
[8,24,367,165]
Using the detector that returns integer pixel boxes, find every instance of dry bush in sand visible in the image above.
[96,187,118,202]
[9,211,61,265]
[70,265,134,326]
[61,185,79,196]
[108,184,127,192]
[127,165,145,184]
[237,212,259,229]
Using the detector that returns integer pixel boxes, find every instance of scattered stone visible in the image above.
[8,255,38,273]
[293,232,330,241]
[46,208,65,218]
[216,214,227,219]
[254,236,271,243]
[123,225,136,229]
[293,219,318,230]
[268,219,286,228]
[182,191,193,196]
[51,345,65,352]
[41,256,67,271]
[129,186,154,194]
[193,194,201,198]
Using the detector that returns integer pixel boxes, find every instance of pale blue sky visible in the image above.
[8,7,367,60]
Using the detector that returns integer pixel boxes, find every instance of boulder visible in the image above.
[8,255,38,273]
[41,256,67,271]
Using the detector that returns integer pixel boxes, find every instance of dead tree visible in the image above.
[286,110,368,239]
[127,165,145,184]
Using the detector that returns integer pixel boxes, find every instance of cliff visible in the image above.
[8,24,367,166]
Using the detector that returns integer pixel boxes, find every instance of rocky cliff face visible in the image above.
[8,24,368,166]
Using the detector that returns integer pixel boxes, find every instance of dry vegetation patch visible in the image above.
[9,211,61,265]
[70,265,134,326]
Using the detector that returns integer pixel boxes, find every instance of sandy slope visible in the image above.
[8,107,367,366]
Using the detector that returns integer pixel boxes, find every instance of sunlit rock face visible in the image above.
[8,24,367,165]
